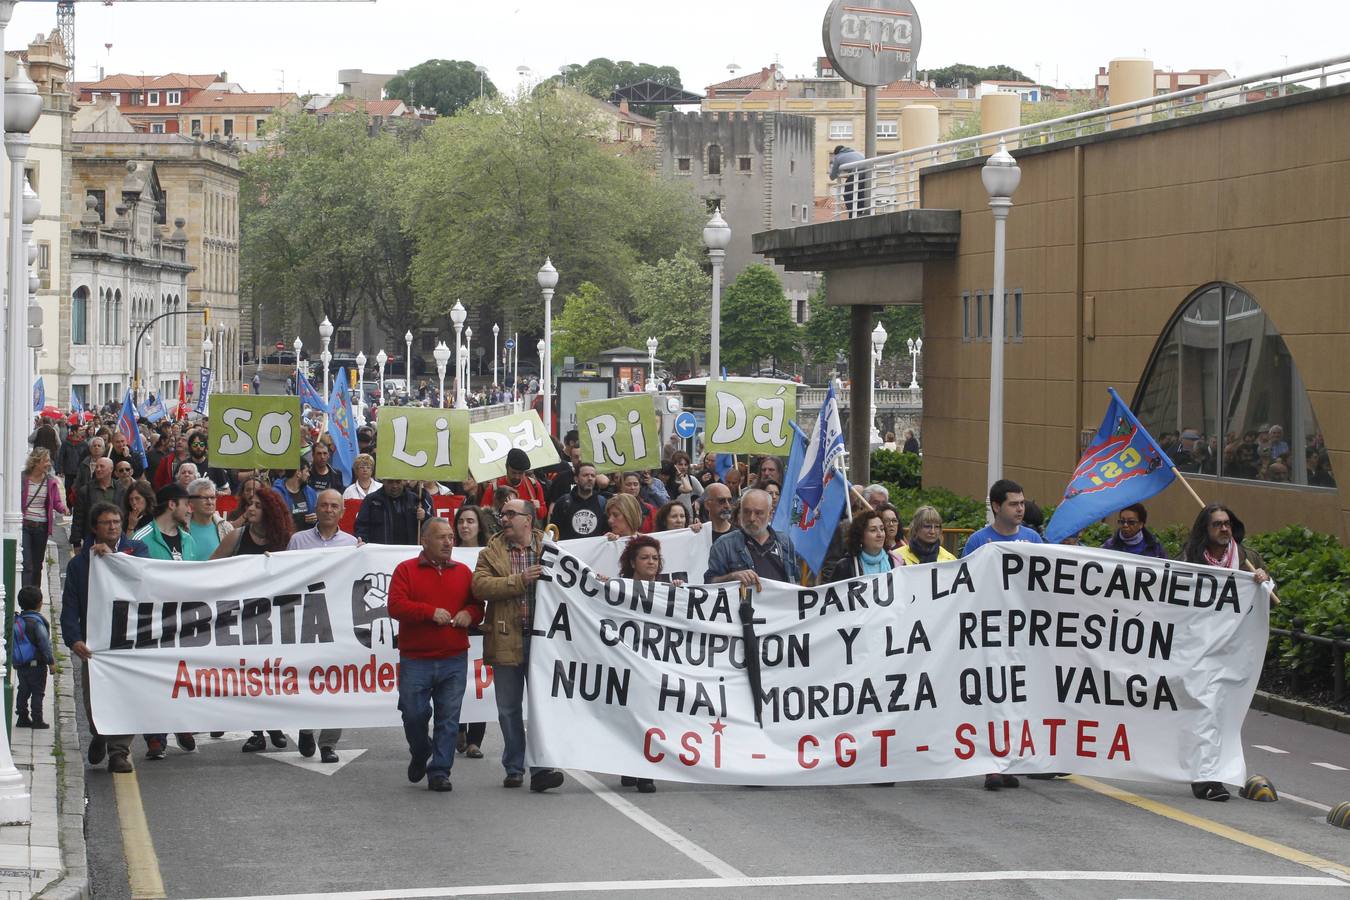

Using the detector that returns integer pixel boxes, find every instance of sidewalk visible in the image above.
[0,546,89,899]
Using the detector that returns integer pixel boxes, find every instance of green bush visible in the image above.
[870,449,921,489]
[1245,526,1350,680]
[879,484,988,531]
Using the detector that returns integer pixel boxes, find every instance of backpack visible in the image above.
[12,613,37,666]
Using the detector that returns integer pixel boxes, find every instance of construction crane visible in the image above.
[46,1,375,77]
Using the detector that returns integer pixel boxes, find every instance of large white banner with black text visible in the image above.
[525,542,1268,785]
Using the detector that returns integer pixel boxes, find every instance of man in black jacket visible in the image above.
[354,479,431,545]
[548,463,607,540]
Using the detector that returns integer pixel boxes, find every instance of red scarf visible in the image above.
[1203,540,1238,569]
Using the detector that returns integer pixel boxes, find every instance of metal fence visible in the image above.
[1269,620,1350,703]
[831,54,1350,220]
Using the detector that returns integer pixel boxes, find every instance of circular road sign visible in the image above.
[275,341,285,351]
[505,338,516,350]
[675,411,697,440]
[822,0,922,87]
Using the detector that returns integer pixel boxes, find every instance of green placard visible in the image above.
[468,410,557,481]
[705,380,797,454]
[375,407,471,481]
[209,395,303,469]
[577,394,660,473]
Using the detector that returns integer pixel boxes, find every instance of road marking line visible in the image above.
[179,870,1350,900]
[1254,744,1289,754]
[566,769,745,879]
[1313,762,1348,771]
[1069,775,1350,883]
[1283,792,1335,814]
[111,769,167,900]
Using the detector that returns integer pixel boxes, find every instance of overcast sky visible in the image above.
[10,0,1349,97]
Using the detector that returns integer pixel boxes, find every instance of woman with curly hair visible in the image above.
[210,484,293,559]
[654,501,704,533]
[211,485,294,753]
[827,509,897,581]
[227,475,265,528]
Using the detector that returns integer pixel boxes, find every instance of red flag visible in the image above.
[177,375,188,420]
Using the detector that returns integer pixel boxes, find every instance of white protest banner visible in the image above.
[84,528,711,733]
[525,542,1268,785]
[468,410,556,481]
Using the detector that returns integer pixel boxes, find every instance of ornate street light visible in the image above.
[646,336,659,392]
[433,340,451,409]
[450,300,467,408]
[492,323,500,387]
[537,258,558,432]
[870,322,887,446]
[293,335,303,396]
[907,336,924,391]
[318,315,334,402]
[355,350,367,423]
[404,329,413,385]
[376,348,388,405]
[981,140,1021,511]
[202,332,214,371]
[702,207,731,379]
[464,325,473,402]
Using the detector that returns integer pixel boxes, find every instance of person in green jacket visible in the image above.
[132,483,205,562]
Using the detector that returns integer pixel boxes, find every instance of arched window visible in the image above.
[707,143,722,176]
[173,295,182,344]
[72,287,88,345]
[1134,283,1335,489]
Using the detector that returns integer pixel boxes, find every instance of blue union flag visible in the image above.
[1044,388,1176,543]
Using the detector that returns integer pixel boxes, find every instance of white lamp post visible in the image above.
[646,336,659,392]
[702,207,731,379]
[217,322,226,386]
[464,325,473,401]
[355,350,367,424]
[512,332,519,410]
[981,140,1021,510]
[318,315,334,401]
[433,340,451,409]
[404,329,413,389]
[870,322,887,446]
[450,300,466,408]
[536,337,546,400]
[537,258,558,432]
[907,336,923,391]
[376,348,388,406]
[202,333,214,372]
[492,322,500,387]
[293,335,303,396]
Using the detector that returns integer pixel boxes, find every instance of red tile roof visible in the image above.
[178,91,297,112]
[315,97,409,117]
[706,65,777,94]
[78,72,219,92]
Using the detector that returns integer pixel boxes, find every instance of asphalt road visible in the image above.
[70,676,1350,900]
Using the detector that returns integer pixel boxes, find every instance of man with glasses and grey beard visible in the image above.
[704,488,801,587]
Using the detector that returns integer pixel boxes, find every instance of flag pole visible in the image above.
[1170,466,1279,605]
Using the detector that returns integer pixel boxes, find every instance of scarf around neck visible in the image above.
[1118,529,1145,547]
[859,548,891,575]
[907,537,940,564]
[1203,540,1238,569]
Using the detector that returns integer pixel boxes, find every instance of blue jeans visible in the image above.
[492,635,551,777]
[398,654,468,779]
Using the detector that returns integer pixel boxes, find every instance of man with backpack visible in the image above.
[13,586,55,729]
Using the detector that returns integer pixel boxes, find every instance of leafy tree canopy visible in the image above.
[719,265,800,373]
[922,63,1032,88]
[552,282,632,363]
[631,248,711,378]
[800,278,923,373]
[386,59,496,116]
[556,57,683,100]
[399,88,703,333]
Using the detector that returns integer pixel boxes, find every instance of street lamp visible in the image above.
[907,336,924,391]
[404,329,413,387]
[464,325,473,401]
[492,323,500,387]
[376,348,388,406]
[870,322,887,446]
[450,300,466,408]
[433,341,451,409]
[702,207,731,379]
[217,322,226,386]
[982,139,1021,511]
[202,332,214,372]
[537,257,558,432]
[318,315,334,400]
[293,335,303,396]
[646,336,659,392]
[355,350,367,424]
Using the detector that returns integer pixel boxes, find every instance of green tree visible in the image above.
[386,59,496,116]
[718,265,799,373]
[551,282,632,362]
[399,88,703,333]
[241,112,411,336]
[631,248,710,377]
[556,57,683,100]
[921,63,1032,88]
[799,279,923,376]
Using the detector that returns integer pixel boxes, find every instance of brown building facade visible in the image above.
[917,84,1349,539]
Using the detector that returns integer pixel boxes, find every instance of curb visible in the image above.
[1251,690,1350,735]
[37,558,91,900]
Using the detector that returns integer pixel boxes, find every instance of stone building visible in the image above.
[656,110,818,323]
[71,100,243,392]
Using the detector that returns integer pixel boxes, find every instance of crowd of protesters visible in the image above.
[29,402,1274,803]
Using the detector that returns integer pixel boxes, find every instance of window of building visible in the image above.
[1134,282,1334,488]
[676,157,691,174]
[876,120,898,139]
[828,120,853,140]
[974,290,984,340]
[167,91,181,105]
[803,87,817,99]
[802,205,809,223]
[24,163,38,196]
[791,203,798,220]
[110,92,121,104]
[37,241,50,289]
[707,143,722,176]
[738,156,752,173]
[72,384,88,409]
[256,118,267,136]
[71,287,88,345]
[796,298,807,323]
[190,118,202,135]
[962,291,971,341]
[790,160,796,175]
[151,123,164,134]
[223,118,235,137]
[148,91,160,105]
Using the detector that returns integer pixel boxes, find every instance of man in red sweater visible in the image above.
[388,517,484,792]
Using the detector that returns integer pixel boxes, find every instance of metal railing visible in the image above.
[1269,619,1350,703]
[830,54,1350,220]
[799,386,922,408]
